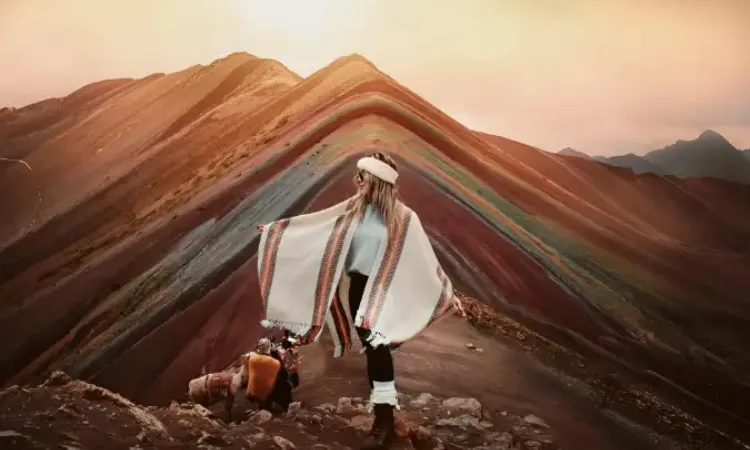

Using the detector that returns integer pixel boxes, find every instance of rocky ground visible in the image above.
[0,371,556,450]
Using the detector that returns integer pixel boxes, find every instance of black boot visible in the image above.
[361,404,395,450]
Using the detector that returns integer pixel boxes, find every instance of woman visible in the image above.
[257,152,464,449]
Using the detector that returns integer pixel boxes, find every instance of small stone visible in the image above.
[311,414,323,425]
[465,342,477,350]
[191,404,215,418]
[272,435,296,449]
[177,419,192,428]
[315,403,336,413]
[348,415,372,432]
[43,370,72,387]
[336,397,358,416]
[287,401,302,416]
[415,425,433,438]
[436,414,480,430]
[440,397,483,417]
[511,425,537,444]
[251,410,273,424]
[411,426,444,449]
[197,431,229,447]
[489,432,514,446]
[522,415,549,429]
[410,393,438,408]
[523,441,542,450]
[136,430,147,442]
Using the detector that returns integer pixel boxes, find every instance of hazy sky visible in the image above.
[1,0,749,156]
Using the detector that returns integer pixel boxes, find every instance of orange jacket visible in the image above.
[246,352,281,400]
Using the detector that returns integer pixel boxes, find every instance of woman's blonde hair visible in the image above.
[352,151,399,232]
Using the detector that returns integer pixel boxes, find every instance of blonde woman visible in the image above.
[257,151,464,449]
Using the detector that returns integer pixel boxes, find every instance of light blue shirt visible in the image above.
[345,204,387,276]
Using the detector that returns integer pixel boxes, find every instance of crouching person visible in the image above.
[247,338,294,413]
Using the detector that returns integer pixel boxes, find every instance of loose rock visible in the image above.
[43,370,73,387]
[410,392,438,408]
[0,430,44,449]
[197,431,229,447]
[287,401,302,416]
[436,414,487,431]
[336,397,358,416]
[273,435,296,449]
[0,375,558,450]
[441,397,483,417]
[348,415,373,432]
[522,414,549,429]
[250,410,273,425]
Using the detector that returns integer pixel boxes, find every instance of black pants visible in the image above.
[348,272,395,388]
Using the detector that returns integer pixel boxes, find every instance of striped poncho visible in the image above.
[257,196,458,357]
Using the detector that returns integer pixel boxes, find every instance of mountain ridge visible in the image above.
[1,52,750,449]
[556,130,750,184]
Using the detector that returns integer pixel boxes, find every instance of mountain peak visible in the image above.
[208,52,258,67]
[335,53,379,70]
[558,147,591,159]
[697,129,728,143]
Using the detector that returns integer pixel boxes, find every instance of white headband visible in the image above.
[357,157,398,184]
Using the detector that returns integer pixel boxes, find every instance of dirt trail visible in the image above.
[296,315,671,450]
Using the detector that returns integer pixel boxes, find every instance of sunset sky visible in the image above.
[1,0,748,156]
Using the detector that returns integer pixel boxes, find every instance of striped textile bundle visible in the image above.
[257,196,458,357]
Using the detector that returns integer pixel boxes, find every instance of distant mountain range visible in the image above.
[558,130,750,184]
